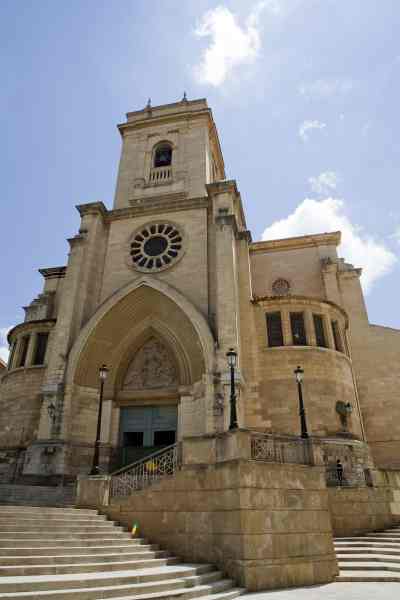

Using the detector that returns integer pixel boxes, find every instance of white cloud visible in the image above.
[299,120,326,142]
[299,78,354,98]
[262,198,397,294]
[193,3,266,86]
[309,171,339,195]
[0,327,10,364]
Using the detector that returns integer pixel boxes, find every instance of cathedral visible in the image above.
[2,97,400,589]
[1,97,400,482]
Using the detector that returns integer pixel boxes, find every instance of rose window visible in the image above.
[272,278,290,296]
[130,223,183,271]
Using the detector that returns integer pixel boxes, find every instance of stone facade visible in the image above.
[1,97,399,487]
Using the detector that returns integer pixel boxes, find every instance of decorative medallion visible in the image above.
[272,278,290,296]
[129,223,183,272]
[123,337,178,390]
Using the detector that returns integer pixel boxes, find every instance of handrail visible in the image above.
[110,443,178,476]
[110,443,181,499]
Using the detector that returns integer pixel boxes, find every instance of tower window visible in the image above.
[313,314,327,348]
[290,312,307,345]
[33,332,49,365]
[154,144,172,168]
[266,312,284,347]
[8,341,16,370]
[17,335,30,368]
[331,320,343,352]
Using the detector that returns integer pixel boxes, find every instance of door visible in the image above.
[119,405,177,467]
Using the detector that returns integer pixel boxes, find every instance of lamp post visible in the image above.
[226,348,238,430]
[294,366,309,439]
[90,364,109,476]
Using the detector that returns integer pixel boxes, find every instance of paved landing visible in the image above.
[242,582,399,600]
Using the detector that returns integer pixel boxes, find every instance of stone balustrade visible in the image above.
[149,166,172,183]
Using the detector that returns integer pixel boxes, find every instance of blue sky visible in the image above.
[1,0,400,360]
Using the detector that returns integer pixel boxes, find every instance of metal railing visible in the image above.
[110,443,181,499]
[325,465,369,487]
[149,166,172,184]
[250,433,311,465]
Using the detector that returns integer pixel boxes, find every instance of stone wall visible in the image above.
[337,268,400,469]
[249,344,361,438]
[329,487,392,537]
[328,469,400,537]
[0,367,44,447]
[78,458,338,591]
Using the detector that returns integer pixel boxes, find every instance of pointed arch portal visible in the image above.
[67,280,214,467]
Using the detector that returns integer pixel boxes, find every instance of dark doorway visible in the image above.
[118,405,177,467]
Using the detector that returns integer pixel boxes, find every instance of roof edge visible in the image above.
[250,231,341,253]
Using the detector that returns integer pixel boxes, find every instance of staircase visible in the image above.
[335,524,400,582]
[0,505,245,599]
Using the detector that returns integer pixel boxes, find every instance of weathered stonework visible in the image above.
[1,97,400,589]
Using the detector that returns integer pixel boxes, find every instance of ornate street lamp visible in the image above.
[226,348,238,430]
[90,364,109,476]
[294,365,309,439]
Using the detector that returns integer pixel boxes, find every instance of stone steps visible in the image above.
[0,538,148,548]
[0,549,163,564]
[0,557,180,577]
[0,506,244,600]
[0,544,158,557]
[335,524,400,582]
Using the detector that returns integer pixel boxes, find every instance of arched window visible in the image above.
[154,143,172,168]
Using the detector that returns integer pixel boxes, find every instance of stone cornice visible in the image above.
[237,230,252,242]
[206,180,239,197]
[119,105,211,135]
[67,234,86,249]
[38,267,67,280]
[108,196,209,222]
[338,268,362,279]
[125,98,208,123]
[129,191,187,207]
[250,231,341,254]
[76,202,108,219]
[7,319,57,343]
[120,104,210,136]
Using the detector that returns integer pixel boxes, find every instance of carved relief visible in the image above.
[123,337,178,390]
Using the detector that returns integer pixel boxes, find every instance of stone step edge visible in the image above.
[0,506,87,515]
[0,576,232,599]
[0,550,161,561]
[0,557,176,573]
[337,551,400,556]
[340,562,400,571]
[334,543,400,547]
[338,554,400,559]
[0,544,153,552]
[336,574,400,582]
[0,564,209,586]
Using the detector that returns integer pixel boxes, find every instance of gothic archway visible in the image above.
[64,280,215,466]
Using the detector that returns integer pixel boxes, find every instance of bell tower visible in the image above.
[113,97,226,209]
